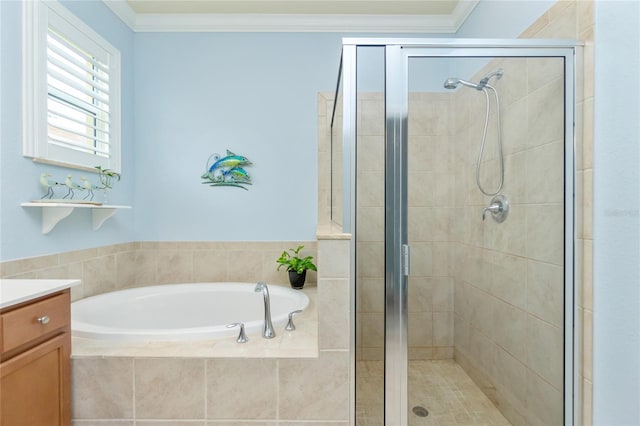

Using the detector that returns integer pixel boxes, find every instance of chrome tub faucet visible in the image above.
[254,281,275,338]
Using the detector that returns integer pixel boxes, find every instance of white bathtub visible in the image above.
[71,282,309,341]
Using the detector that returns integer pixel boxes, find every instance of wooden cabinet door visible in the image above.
[0,333,70,426]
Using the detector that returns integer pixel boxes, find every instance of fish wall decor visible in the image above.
[201,149,253,190]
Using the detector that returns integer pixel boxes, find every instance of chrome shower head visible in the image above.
[443,77,482,90]
[479,68,504,87]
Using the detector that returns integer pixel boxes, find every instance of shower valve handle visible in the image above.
[482,204,502,220]
[482,195,509,223]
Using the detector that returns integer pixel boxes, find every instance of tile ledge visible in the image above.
[316,223,352,240]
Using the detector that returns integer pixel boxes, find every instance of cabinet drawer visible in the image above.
[1,293,70,353]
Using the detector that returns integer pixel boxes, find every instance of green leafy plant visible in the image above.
[94,166,121,190]
[276,245,317,275]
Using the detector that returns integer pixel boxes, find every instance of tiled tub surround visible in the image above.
[0,241,317,301]
[1,239,351,424]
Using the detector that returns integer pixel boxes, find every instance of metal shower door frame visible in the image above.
[343,38,579,426]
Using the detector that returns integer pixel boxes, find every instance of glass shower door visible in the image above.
[384,44,575,426]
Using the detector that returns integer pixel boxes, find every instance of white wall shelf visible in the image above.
[21,203,132,234]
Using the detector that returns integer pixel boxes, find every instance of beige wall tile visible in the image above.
[227,250,263,282]
[71,358,133,419]
[582,169,593,239]
[409,312,433,347]
[492,299,527,362]
[526,204,564,265]
[82,255,116,297]
[319,239,350,279]
[583,378,593,426]
[539,2,577,38]
[209,423,275,426]
[526,369,563,426]
[357,135,384,172]
[357,207,384,242]
[582,240,593,310]
[433,312,453,346]
[357,171,384,207]
[526,140,564,204]
[135,358,205,419]
[356,242,384,278]
[73,422,133,426]
[36,261,82,281]
[467,287,493,338]
[318,278,350,350]
[206,359,277,419]
[359,99,385,136]
[408,242,433,277]
[134,250,158,286]
[156,251,193,284]
[493,346,527,412]
[361,313,384,349]
[489,252,526,310]
[527,315,564,390]
[1,254,59,277]
[433,346,453,359]
[115,251,137,289]
[408,346,434,360]
[583,309,593,382]
[59,248,98,264]
[527,260,564,327]
[431,277,452,312]
[582,98,594,169]
[360,278,384,313]
[279,351,350,420]
[193,250,228,282]
[527,78,564,148]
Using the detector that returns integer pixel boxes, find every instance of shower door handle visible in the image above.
[402,244,410,276]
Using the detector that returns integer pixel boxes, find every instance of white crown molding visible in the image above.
[102,0,479,33]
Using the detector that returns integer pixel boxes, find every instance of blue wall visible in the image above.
[0,0,568,260]
[0,0,135,261]
[132,32,341,241]
[593,1,640,424]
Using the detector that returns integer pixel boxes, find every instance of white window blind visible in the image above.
[23,0,121,172]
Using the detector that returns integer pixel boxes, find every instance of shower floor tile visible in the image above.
[356,360,511,426]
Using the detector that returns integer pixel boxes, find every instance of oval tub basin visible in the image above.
[71,282,309,341]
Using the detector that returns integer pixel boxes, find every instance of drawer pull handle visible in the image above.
[37,316,50,325]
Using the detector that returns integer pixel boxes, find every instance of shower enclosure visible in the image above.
[330,39,579,425]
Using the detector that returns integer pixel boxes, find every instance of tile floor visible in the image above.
[356,360,512,426]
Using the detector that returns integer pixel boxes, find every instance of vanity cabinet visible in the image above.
[0,290,71,426]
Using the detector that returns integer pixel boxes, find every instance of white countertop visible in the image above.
[0,279,81,309]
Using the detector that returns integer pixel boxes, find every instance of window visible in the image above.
[23,0,121,172]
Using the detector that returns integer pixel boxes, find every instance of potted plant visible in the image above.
[276,245,317,289]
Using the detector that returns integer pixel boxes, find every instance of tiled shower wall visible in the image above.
[451,55,566,426]
[317,1,594,424]
[354,92,456,361]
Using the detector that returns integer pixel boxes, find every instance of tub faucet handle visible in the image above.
[285,310,303,331]
[226,323,248,343]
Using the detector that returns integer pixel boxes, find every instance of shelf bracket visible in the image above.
[92,208,118,231]
[41,206,74,235]
[21,203,131,234]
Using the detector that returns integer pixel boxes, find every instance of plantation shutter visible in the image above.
[47,26,111,158]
